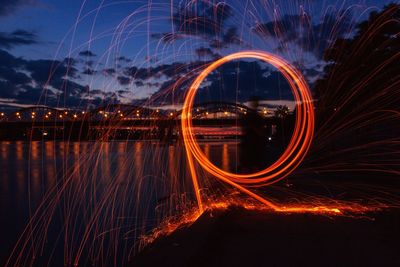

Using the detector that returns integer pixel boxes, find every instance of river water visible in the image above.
[0,140,246,266]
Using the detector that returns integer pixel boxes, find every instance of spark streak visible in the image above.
[181,51,315,212]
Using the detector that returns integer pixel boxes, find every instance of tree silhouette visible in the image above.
[274,105,290,119]
[301,3,400,178]
[315,3,400,124]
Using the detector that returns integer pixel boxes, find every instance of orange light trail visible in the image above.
[181,51,315,213]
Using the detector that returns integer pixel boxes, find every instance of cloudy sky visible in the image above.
[0,0,395,111]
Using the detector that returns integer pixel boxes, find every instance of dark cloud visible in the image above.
[172,1,232,36]
[307,13,352,58]
[25,59,79,85]
[253,12,352,58]
[0,49,25,68]
[0,0,37,17]
[124,67,153,80]
[0,50,29,99]
[124,61,206,82]
[157,62,188,77]
[195,61,293,103]
[117,56,131,63]
[209,26,242,49]
[117,76,131,85]
[0,81,19,98]
[79,50,97,57]
[148,60,294,106]
[195,47,220,58]
[0,49,126,109]
[117,89,130,95]
[0,67,31,85]
[82,68,96,75]
[85,60,94,67]
[0,30,37,49]
[103,68,116,76]
[0,49,92,108]
[253,15,306,41]
[14,85,51,104]
[135,81,144,87]
[0,46,297,110]
[63,57,78,66]
[50,79,88,96]
[152,1,241,49]
[221,27,242,46]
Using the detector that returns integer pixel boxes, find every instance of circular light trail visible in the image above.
[181,51,315,211]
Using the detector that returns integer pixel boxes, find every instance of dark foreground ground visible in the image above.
[132,206,400,267]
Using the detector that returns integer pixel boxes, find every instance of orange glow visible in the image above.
[181,51,315,212]
[140,198,385,248]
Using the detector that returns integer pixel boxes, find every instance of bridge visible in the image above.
[0,102,286,141]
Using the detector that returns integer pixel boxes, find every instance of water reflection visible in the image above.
[0,141,240,199]
[0,140,241,265]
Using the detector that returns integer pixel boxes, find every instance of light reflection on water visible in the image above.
[0,140,240,265]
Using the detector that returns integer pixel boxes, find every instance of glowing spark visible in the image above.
[181,51,315,212]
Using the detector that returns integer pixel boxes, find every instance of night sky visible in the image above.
[0,0,395,110]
